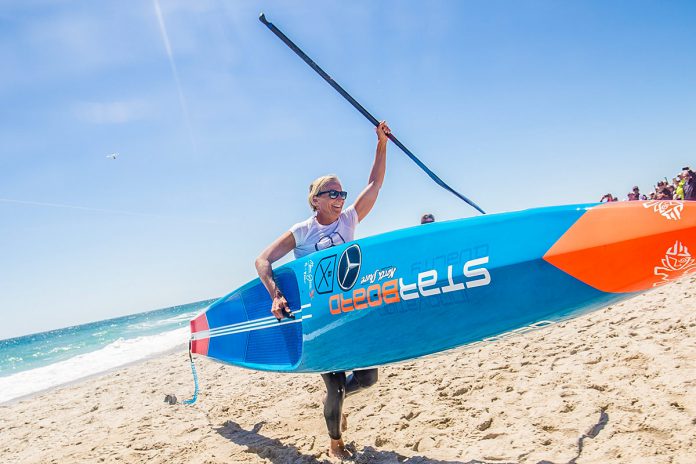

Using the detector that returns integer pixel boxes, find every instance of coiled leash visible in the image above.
[164,340,199,406]
[182,340,199,405]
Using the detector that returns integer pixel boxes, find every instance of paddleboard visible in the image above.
[190,201,696,373]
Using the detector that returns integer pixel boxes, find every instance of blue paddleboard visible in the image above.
[191,201,696,372]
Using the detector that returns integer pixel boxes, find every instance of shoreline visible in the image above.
[1,276,695,463]
[0,344,189,407]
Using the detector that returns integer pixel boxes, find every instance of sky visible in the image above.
[1,0,695,339]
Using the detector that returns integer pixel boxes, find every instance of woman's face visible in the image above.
[313,180,345,220]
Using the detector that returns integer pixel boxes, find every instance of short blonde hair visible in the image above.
[308,174,341,211]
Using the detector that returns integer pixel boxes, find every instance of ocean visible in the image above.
[0,299,216,404]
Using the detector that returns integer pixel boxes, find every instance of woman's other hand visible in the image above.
[271,291,292,321]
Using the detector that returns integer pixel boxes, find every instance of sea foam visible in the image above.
[0,327,189,404]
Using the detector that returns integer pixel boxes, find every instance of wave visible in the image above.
[0,327,189,404]
[125,311,200,331]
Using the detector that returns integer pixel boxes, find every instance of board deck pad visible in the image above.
[191,268,303,370]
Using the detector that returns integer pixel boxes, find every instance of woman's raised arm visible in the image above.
[354,121,390,222]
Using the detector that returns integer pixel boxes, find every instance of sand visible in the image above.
[1,276,695,464]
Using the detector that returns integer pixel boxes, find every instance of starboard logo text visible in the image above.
[329,257,491,315]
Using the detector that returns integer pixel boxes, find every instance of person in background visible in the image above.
[421,213,435,224]
[683,167,696,200]
[675,173,686,200]
[628,186,641,201]
[656,181,673,200]
[600,193,618,203]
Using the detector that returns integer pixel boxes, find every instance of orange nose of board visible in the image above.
[543,201,696,293]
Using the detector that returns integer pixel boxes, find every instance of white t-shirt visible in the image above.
[290,205,359,258]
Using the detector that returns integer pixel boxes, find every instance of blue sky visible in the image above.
[1,0,695,339]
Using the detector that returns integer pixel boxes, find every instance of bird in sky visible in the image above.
[106,153,119,160]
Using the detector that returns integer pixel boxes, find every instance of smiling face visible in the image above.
[312,180,345,224]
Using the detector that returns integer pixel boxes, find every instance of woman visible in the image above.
[255,121,391,459]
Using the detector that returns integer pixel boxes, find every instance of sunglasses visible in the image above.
[316,189,348,200]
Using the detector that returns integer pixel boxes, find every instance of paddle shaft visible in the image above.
[259,13,486,215]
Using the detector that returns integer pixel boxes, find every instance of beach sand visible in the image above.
[2,277,695,464]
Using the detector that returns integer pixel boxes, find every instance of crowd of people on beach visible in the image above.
[600,166,696,202]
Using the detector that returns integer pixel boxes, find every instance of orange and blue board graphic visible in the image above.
[544,201,696,293]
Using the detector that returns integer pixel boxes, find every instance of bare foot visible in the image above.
[329,438,353,460]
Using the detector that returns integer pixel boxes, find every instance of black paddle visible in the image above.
[258,13,486,215]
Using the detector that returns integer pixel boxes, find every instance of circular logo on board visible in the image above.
[337,244,361,291]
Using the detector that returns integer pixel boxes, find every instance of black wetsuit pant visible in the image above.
[320,368,378,440]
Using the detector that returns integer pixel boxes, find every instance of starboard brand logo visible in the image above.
[314,255,337,294]
[399,257,491,300]
[329,256,491,315]
[337,244,361,291]
[642,200,684,221]
[653,240,696,287]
